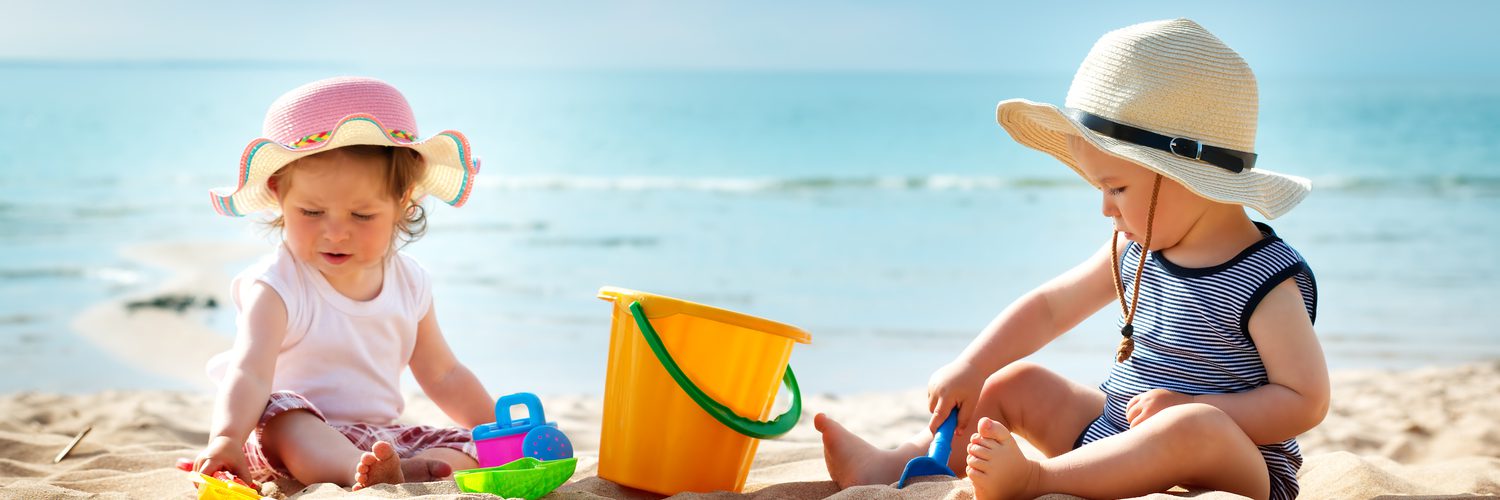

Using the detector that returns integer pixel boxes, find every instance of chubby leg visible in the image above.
[970,362,1106,458]
[261,411,452,488]
[261,409,366,486]
[967,404,1271,500]
[817,362,1103,488]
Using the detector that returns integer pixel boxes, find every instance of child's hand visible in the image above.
[1125,388,1194,427]
[193,435,252,482]
[926,360,987,436]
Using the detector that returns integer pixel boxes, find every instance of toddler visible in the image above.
[817,19,1327,500]
[194,76,491,490]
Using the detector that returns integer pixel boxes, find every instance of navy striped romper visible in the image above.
[1075,222,1317,500]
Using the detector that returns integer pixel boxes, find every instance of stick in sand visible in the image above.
[54,426,92,463]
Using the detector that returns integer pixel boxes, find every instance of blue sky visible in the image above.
[3,1,1497,76]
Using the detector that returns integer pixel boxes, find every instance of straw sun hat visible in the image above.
[210,76,480,216]
[997,18,1310,219]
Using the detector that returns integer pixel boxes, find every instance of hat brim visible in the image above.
[995,98,1309,219]
[209,114,480,216]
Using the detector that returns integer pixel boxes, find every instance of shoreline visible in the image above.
[51,240,1500,397]
[68,241,267,390]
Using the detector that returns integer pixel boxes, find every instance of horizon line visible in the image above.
[3,58,1497,80]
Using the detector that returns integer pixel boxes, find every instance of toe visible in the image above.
[815,413,854,437]
[967,441,995,461]
[429,460,453,478]
[373,441,397,460]
[976,418,1011,441]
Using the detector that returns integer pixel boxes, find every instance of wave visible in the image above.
[0,266,143,285]
[477,173,1500,195]
[1314,174,1500,195]
[479,174,1080,193]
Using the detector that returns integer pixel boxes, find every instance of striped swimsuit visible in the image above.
[1076,223,1317,500]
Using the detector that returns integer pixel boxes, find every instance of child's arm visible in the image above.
[195,282,288,478]
[409,302,494,429]
[1125,278,1329,445]
[929,240,1120,435]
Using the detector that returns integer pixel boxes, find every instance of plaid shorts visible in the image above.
[242,390,477,482]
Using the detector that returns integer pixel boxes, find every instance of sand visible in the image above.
[4,365,1499,499]
[2,242,1497,499]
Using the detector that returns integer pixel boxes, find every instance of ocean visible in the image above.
[2,64,1497,395]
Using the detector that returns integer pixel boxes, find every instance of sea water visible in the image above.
[1,64,1497,394]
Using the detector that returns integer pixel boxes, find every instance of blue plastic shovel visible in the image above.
[896,408,959,488]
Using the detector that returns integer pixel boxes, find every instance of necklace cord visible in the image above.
[1111,174,1163,362]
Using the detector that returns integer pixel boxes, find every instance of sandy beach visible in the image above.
[5,4,1500,497]
[3,244,1499,499]
[3,365,1499,499]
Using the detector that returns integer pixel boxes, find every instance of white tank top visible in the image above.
[206,244,432,426]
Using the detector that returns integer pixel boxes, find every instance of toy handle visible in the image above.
[494,392,546,429]
[628,301,801,440]
[929,408,958,459]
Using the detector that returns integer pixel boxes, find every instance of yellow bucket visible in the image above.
[596,286,810,495]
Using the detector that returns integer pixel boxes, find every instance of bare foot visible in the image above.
[400,456,453,483]
[353,441,404,490]
[815,413,920,488]
[352,441,454,490]
[965,418,1039,500]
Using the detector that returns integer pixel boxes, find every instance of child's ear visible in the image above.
[266,176,280,198]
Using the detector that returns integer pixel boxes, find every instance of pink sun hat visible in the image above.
[209,76,480,216]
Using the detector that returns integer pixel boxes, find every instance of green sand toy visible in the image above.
[454,456,577,499]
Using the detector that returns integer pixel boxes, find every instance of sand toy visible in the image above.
[191,471,262,500]
[453,456,578,499]
[595,287,811,494]
[472,392,574,468]
[897,409,959,487]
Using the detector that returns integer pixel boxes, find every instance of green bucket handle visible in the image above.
[628,301,801,439]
